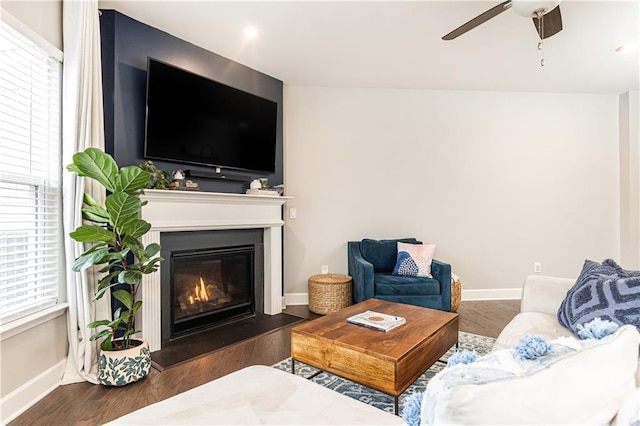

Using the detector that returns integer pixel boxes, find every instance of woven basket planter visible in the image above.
[308,274,353,315]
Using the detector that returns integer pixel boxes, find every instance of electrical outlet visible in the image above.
[534,262,542,273]
[321,265,329,274]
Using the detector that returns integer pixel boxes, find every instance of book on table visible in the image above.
[346,310,406,332]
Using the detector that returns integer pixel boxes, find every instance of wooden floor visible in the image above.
[10,300,520,426]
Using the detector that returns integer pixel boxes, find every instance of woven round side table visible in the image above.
[451,273,462,313]
[308,274,353,315]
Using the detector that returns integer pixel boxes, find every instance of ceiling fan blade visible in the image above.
[533,5,563,39]
[442,0,512,41]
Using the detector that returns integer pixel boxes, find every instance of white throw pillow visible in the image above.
[421,325,640,425]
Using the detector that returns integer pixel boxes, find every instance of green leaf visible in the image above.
[82,205,110,223]
[105,193,140,230]
[118,270,142,285]
[97,248,130,264]
[98,260,123,273]
[70,225,115,243]
[88,319,111,328]
[98,271,119,288]
[67,148,117,192]
[141,257,163,274]
[122,219,151,239]
[90,328,112,341]
[131,300,143,317]
[82,243,108,254]
[100,339,113,351]
[110,308,122,323]
[127,243,148,262]
[109,311,126,327]
[118,310,130,324]
[114,166,151,193]
[94,279,121,301]
[72,248,109,272]
[144,243,161,258]
[113,289,132,309]
[122,235,143,251]
[83,192,102,208]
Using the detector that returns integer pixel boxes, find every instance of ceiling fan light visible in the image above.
[511,0,560,18]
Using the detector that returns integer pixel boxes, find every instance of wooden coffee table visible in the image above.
[291,298,459,414]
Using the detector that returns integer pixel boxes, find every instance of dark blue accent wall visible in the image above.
[99,10,284,193]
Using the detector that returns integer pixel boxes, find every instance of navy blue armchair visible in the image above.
[347,238,452,312]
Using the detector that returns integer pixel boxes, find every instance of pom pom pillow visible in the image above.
[392,242,435,278]
[558,259,640,334]
[420,325,640,425]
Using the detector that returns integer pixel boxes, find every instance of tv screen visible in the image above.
[144,58,278,174]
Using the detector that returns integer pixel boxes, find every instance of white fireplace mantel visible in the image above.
[138,189,291,352]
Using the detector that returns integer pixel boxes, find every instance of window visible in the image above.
[0,17,63,324]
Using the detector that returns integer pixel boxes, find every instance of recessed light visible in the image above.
[615,43,638,54]
[244,26,258,39]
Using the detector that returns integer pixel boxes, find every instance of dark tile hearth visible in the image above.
[151,312,305,370]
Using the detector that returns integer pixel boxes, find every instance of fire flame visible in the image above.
[188,277,209,304]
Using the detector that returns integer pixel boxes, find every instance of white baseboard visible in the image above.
[1,358,66,424]
[461,288,522,301]
[284,293,309,306]
[284,289,521,306]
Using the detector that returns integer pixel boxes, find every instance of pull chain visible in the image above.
[536,11,545,67]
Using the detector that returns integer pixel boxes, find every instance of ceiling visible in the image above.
[99,1,640,94]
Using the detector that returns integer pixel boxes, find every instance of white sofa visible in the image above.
[418,274,639,425]
[489,274,640,425]
[494,274,577,350]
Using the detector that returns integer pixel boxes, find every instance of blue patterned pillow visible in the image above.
[558,259,640,334]
[392,242,435,277]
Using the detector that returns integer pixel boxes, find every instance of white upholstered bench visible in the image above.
[108,365,404,425]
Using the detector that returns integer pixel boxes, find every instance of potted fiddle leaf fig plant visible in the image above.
[68,147,163,386]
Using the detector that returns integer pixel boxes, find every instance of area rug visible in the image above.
[271,331,495,415]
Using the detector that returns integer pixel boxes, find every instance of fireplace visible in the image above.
[138,190,289,352]
[171,246,254,337]
[160,229,264,344]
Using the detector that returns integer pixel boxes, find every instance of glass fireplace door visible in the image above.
[170,246,254,337]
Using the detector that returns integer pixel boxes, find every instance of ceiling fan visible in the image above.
[442,0,563,41]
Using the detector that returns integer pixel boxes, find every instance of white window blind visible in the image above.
[0,19,62,324]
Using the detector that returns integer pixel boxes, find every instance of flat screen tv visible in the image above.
[144,58,278,174]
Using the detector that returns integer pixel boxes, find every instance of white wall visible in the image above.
[283,87,620,300]
[0,1,67,423]
[0,312,67,424]
[620,91,640,269]
[0,1,62,50]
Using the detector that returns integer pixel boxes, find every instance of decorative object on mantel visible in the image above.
[168,179,199,191]
[67,148,163,386]
[138,160,171,189]
[173,169,185,181]
[246,188,281,196]
[247,180,283,196]
[167,169,199,190]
